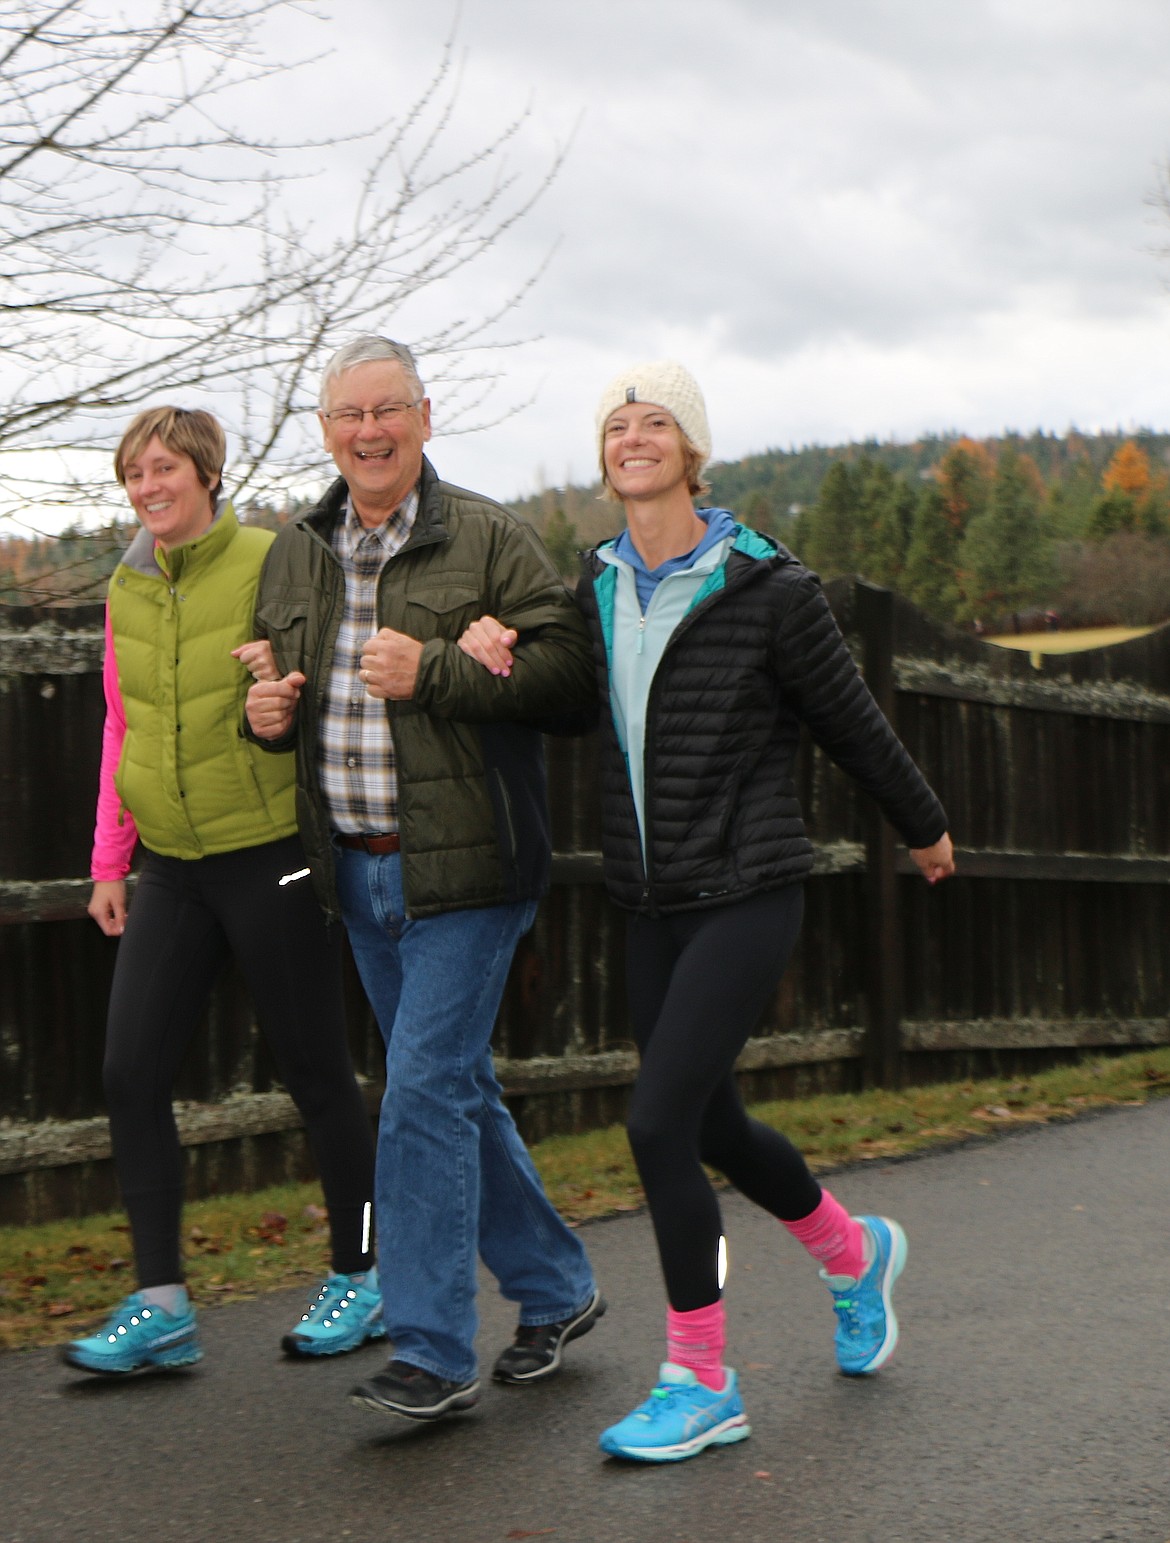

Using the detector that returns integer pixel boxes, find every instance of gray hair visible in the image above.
[318,336,426,409]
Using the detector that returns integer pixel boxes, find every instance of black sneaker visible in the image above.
[492,1289,607,1384]
[350,1359,480,1421]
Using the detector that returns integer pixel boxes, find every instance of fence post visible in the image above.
[853,581,903,1088]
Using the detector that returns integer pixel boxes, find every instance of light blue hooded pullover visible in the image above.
[597,506,738,855]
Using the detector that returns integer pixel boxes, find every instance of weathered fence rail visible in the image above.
[2,584,1168,1224]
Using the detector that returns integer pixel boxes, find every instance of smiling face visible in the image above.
[122,436,216,550]
[319,360,432,525]
[601,401,690,505]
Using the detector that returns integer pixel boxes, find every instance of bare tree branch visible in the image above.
[0,1,567,571]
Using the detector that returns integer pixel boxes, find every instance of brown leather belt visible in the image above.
[334,832,400,855]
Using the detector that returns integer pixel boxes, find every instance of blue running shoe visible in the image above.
[821,1214,907,1375]
[62,1292,202,1375]
[599,1363,751,1463]
[281,1269,384,1357]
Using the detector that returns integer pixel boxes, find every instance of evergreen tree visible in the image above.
[1086,487,1140,540]
[1045,454,1098,540]
[740,488,774,537]
[903,484,961,622]
[960,447,1053,623]
[541,508,580,579]
[796,459,862,576]
[854,462,913,588]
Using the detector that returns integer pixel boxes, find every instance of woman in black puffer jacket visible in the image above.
[459,361,954,1465]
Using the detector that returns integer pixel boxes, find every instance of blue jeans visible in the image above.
[335,845,596,1382]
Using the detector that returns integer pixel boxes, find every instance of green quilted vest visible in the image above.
[108,503,297,858]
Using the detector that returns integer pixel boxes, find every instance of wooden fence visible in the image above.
[2,583,1168,1223]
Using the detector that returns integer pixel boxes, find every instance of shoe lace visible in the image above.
[829,1289,862,1337]
[299,1277,361,1327]
[100,1299,158,1343]
[641,1383,689,1414]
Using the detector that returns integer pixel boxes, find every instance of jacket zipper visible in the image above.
[591,549,785,913]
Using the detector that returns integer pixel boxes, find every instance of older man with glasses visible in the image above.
[245,336,604,1423]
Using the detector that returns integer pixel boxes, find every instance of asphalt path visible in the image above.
[5,1100,1170,1543]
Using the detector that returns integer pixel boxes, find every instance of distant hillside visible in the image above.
[513,427,1170,631]
[515,427,1170,540]
[6,428,1169,623]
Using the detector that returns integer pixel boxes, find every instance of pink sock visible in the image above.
[783,1189,866,1279]
[666,1301,726,1391]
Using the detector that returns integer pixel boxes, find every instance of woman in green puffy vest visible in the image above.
[64,407,382,1377]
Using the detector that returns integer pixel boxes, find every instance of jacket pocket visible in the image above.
[403,585,482,641]
[255,597,310,675]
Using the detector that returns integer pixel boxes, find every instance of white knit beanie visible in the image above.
[595,360,712,464]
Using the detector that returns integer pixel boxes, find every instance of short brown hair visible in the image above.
[114,407,227,504]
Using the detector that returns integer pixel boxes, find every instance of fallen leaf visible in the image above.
[189,1226,207,1242]
[45,1301,75,1317]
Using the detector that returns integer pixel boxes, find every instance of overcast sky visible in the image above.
[277,0,1169,504]
[15,0,1170,527]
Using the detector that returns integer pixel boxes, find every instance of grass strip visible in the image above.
[4,1045,1170,1352]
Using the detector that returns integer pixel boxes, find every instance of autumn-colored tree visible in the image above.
[935,439,994,533]
[1087,442,1170,540]
[1101,441,1153,498]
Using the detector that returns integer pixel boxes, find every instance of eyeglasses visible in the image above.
[321,402,422,427]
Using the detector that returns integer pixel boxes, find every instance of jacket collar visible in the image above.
[120,501,238,579]
[299,455,447,548]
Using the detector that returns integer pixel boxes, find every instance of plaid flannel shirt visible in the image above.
[317,488,419,834]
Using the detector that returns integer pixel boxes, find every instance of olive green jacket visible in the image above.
[251,458,595,919]
[109,503,297,858]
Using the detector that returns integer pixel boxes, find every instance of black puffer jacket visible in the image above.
[577,526,947,915]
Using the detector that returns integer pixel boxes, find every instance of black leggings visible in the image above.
[103,835,375,1286]
[625,885,821,1312]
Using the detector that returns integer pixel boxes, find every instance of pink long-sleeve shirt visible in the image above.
[90,606,139,881]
